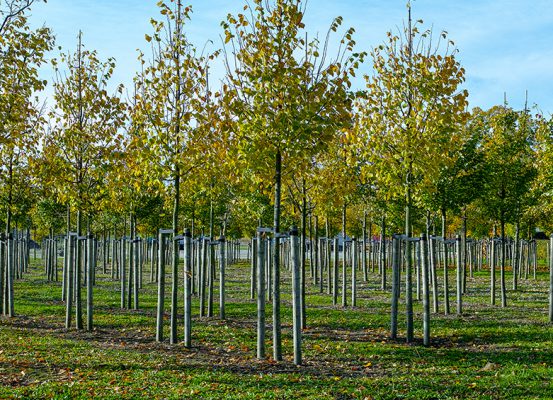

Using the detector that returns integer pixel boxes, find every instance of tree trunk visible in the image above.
[208,240,215,317]
[65,232,74,328]
[121,219,127,309]
[390,235,400,339]
[184,229,192,347]
[500,217,507,307]
[200,237,207,317]
[513,222,520,290]
[5,158,13,235]
[314,216,319,286]
[300,181,306,329]
[456,235,462,315]
[290,227,302,365]
[170,171,180,344]
[62,205,71,302]
[462,208,467,293]
[127,213,134,309]
[441,207,450,315]
[351,237,357,307]
[427,211,438,313]
[491,227,496,306]
[272,149,282,361]
[218,235,225,320]
[75,210,83,329]
[333,236,339,305]
[421,234,430,346]
[250,237,257,300]
[549,235,553,323]
[406,179,414,343]
[362,212,367,282]
[156,229,166,342]
[102,225,107,274]
[0,233,4,315]
[381,215,387,290]
[86,233,94,331]
[257,232,266,359]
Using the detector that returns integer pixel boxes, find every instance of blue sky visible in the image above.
[28,0,553,115]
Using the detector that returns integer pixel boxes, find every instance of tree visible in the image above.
[222,0,363,360]
[481,104,537,307]
[0,0,40,34]
[421,108,487,313]
[532,115,553,231]
[0,0,52,317]
[134,0,216,345]
[43,31,126,330]
[0,0,52,234]
[354,6,468,341]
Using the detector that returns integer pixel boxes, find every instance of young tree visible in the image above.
[421,109,486,313]
[0,0,52,317]
[43,32,126,329]
[354,7,468,341]
[533,116,553,229]
[222,0,363,360]
[481,104,537,307]
[0,1,52,234]
[134,0,216,345]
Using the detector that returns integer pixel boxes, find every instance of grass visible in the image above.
[1,252,552,399]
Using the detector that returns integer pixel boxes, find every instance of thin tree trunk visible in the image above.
[208,240,215,317]
[406,180,414,343]
[456,235,462,315]
[6,233,14,317]
[184,229,192,347]
[65,233,74,328]
[218,235,225,320]
[300,181,306,328]
[491,232,496,306]
[75,210,83,329]
[381,215,387,290]
[333,237,339,305]
[133,215,139,309]
[290,227,301,365]
[500,217,507,307]
[549,235,553,323]
[351,237,357,307]
[0,233,4,316]
[272,149,282,361]
[362,212,367,282]
[86,233,93,331]
[257,232,266,359]
[442,208,450,315]
[156,230,166,342]
[462,208,467,293]
[170,171,180,344]
[390,235,400,339]
[422,234,430,346]
[127,214,134,309]
[250,237,257,300]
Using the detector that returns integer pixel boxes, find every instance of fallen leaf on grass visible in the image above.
[480,362,500,372]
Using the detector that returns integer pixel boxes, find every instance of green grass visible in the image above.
[1,255,552,399]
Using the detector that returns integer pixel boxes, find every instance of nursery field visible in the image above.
[3,0,553,398]
[1,256,552,399]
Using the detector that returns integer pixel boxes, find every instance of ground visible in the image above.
[1,254,552,399]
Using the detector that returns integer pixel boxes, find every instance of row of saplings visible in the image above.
[2,227,553,365]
